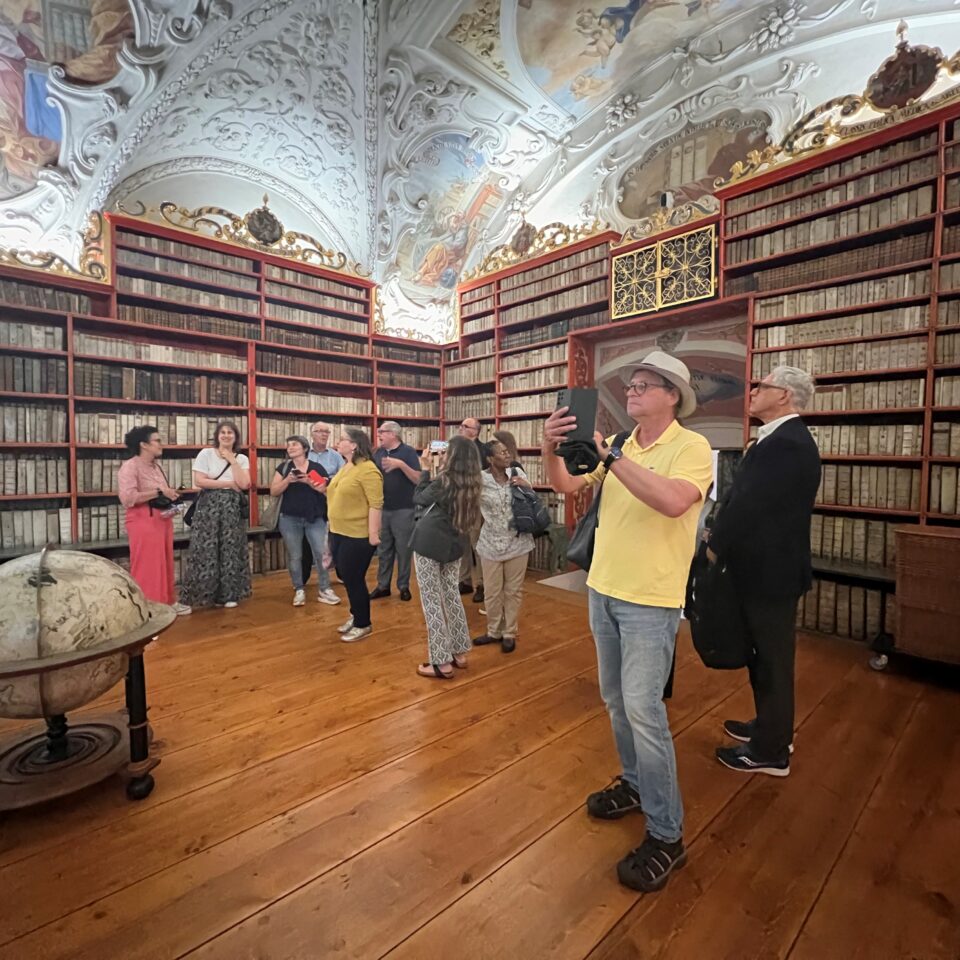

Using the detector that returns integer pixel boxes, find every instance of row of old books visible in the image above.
[498,259,607,306]
[753,304,927,348]
[0,506,71,551]
[502,307,610,351]
[0,403,68,442]
[379,400,440,419]
[264,264,369,303]
[0,319,65,350]
[0,454,69,495]
[947,176,960,209]
[506,418,548,448]
[0,277,91,313]
[931,420,960,456]
[725,154,939,234]
[265,300,368,336]
[253,385,370,415]
[752,335,927,378]
[462,313,496,336]
[500,342,567,372]
[500,365,566,394]
[73,362,247,406]
[118,274,260,315]
[118,302,261,340]
[528,527,564,572]
[0,355,68,394]
[377,369,440,390]
[75,412,250,445]
[444,357,495,387]
[811,377,924,411]
[498,278,607,327]
[816,464,921,511]
[264,279,368,317]
[254,417,368,446]
[942,223,960,254]
[443,393,495,420]
[517,456,546,485]
[726,231,933,296]
[372,343,442,365]
[251,534,290,574]
[461,282,494,305]
[256,348,373,383]
[940,300,960,327]
[754,269,930,322]
[933,375,960,406]
[941,261,960,291]
[501,245,610,292]
[811,514,898,567]
[500,393,555,416]
[726,131,937,215]
[726,185,936,264]
[117,248,260,293]
[76,455,195,492]
[118,230,254,273]
[935,332,960,363]
[264,324,367,356]
[75,332,247,371]
[797,578,891,641]
[807,422,923,457]
[461,337,495,359]
[461,291,495,318]
[929,465,960,514]
[77,503,129,543]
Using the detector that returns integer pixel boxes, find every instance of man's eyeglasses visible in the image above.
[753,383,789,393]
[623,381,669,396]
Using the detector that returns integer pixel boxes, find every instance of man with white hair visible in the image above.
[371,420,421,601]
[543,350,713,894]
[709,365,821,777]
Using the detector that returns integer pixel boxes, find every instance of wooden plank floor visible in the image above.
[1,572,957,960]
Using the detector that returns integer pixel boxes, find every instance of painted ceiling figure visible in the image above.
[595,0,719,48]
[414,212,476,289]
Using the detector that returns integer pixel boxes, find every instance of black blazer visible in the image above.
[710,417,821,600]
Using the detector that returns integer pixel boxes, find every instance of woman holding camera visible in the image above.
[412,436,482,678]
[473,439,535,653]
[180,420,251,611]
[118,425,191,614]
[271,435,338,608]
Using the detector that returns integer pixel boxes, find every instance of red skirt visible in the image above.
[125,504,175,604]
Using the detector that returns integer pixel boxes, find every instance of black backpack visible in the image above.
[509,483,552,536]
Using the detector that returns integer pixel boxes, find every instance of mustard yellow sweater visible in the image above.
[326,460,384,538]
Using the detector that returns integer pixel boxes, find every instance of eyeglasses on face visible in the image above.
[623,380,669,396]
[753,382,789,393]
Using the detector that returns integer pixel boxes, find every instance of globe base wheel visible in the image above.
[126,773,154,800]
[869,653,889,672]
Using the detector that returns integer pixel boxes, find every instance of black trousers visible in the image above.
[743,594,800,759]
[330,533,376,628]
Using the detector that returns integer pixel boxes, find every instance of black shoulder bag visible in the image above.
[183,462,231,527]
[566,430,630,571]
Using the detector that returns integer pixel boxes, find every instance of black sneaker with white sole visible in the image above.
[715,743,790,777]
[617,834,687,892]
[586,777,642,820]
[722,718,794,754]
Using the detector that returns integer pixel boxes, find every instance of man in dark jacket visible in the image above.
[709,365,821,777]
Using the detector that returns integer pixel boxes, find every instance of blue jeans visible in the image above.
[278,514,330,590]
[588,588,683,843]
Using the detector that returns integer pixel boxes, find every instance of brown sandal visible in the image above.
[417,662,454,680]
[452,655,468,669]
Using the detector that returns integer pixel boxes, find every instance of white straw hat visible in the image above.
[626,350,698,418]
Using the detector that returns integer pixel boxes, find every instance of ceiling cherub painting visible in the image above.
[518,0,729,114]
[0,0,133,201]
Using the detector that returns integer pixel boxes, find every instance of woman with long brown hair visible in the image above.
[411,436,483,678]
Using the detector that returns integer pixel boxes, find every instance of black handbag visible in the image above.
[684,541,752,670]
[409,502,463,564]
[146,465,175,511]
[183,462,231,527]
[566,431,629,571]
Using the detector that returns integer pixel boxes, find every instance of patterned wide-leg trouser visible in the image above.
[414,552,471,666]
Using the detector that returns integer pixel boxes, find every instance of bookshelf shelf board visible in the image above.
[73,396,247,411]
[459,306,495,322]
[496,270,609,312]
[117,290,261,324]
[498,360,567,377]
[443,354,496,369]
[929,456,960,464]
[934,361,960,372]
[496,297,609,332]
[0,300,72,321]
[373,357,440,370]
[925,512,960,521]
[496,411,551,422]
[751,365,929,384]
[724,213,937,275]
[726,142,941,220]
[261,274,370,306]
[499,252,610,301]
[73,353,248,377]
[818,454,922,463]
[115,241,259,280]
[75,443,205,450]
[498,335,570,358]
[814,503,920,517]
[75,489,199,499]
[0,390,66,400]
[499,385,564,399]
[460,327,497,342]
[377,413,442,422]
[74,313,257,348]
[374,384,439,395]
[0,442,69,448]
[442,379,496,392]
[751,327,930,352]
[725,175,940,243]
[801,407,925,417]
[264,291,370,323]
[255,406,373,418]
[0,344,67,358]
[810,556,896,583]
[517,445,545,452]
[260,340,372,364]
[254,370,374,390]
[262,313,369,341]
[940,250,960,264]
[736,256,934,301]
[938,287,960,298]
[117,264,261,301]
[0,492,71,501]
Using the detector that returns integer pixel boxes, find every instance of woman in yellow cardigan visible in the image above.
[326,427,383,642]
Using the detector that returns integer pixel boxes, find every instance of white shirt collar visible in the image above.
[757,413,799,443]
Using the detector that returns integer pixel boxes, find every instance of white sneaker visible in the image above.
[173,602,192,616]
[317,588,341,605]
[224,601,238,609]
[341,625,372,643]
[293,589,306,607]
[479,608,486,616]
[337,616,354,633]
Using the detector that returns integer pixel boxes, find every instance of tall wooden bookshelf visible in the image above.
[451,226,619,569]
[0,210,441,573]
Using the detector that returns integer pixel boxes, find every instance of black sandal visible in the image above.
[417,663,454,680]
[617,834,687,892]
[586,776,643,820]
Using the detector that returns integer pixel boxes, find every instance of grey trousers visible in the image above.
[375,507,416,591]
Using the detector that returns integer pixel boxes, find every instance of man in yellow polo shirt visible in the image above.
[543,350,712,894]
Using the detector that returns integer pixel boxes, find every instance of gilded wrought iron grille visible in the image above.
[611,224,716,320]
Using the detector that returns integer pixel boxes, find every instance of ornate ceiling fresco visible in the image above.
[2,0,960,341]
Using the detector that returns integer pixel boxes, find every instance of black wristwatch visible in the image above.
[603,446,624,470]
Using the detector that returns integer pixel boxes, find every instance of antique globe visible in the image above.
[0,547,176,808]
